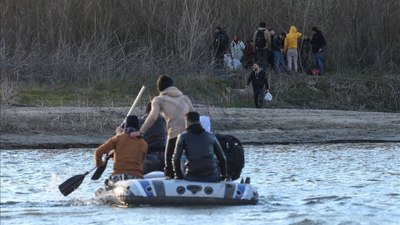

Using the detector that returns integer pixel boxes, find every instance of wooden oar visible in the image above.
[58,85,146,196]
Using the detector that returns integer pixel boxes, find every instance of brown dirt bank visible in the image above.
[1,106,399,149]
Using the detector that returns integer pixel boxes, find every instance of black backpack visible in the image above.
[215,134,245,180]
[255,29,266,49]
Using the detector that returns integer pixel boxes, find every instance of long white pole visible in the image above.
[125,85,146,118]
[122,85,146,129]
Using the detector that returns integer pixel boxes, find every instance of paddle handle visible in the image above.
[126,85,146,118]
[88,166,97,174]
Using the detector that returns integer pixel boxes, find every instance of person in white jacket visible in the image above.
[229,35,245,68]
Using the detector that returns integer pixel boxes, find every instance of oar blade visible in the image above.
[58,174,86,196]
[91,163,107,180]
[91,153,113,180]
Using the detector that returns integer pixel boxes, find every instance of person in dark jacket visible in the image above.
[212,27,229,69]
[272,32,286,73]
[311,27,327,75]
[173,112,227,182]
[246,63,270,108]
[140,102,167,174]
[253,22,271,71]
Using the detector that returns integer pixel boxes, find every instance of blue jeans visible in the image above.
[273,50,284,73]
[314,52,324,74]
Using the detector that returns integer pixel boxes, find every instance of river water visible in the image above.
[1,143,399,225]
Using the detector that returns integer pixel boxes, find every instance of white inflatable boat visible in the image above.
[96,173,258,206]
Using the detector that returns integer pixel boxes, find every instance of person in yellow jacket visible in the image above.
[284,26,302,73]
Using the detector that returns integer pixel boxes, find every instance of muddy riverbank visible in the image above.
[1,106,399,149]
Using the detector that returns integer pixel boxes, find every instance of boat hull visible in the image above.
[96,178,258,206]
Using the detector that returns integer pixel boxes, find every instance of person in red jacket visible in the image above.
[95,115,148,185]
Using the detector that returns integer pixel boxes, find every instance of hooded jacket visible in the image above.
[95,131,148,178]
[230,40,245,60]
[140,86,194,140]
[172,123,227,179]
[284,26,302,51]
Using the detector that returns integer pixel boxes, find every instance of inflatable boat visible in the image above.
[96,173,258,206]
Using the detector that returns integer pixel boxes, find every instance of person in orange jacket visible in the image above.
[95,115,148,185]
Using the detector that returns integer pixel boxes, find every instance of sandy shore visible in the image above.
[1,106,399,149]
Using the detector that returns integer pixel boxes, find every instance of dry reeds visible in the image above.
[0,0,399,85]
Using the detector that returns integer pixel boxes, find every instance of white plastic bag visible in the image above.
[200,116,211,132]
[264,92,273,101]
[224,54,242,69]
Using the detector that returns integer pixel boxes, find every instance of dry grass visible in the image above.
[1,0,399,86]
[0,74,19,106]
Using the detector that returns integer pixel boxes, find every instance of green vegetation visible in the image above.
[8,71,399,112]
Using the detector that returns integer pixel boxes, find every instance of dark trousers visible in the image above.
[164,137,177,178]
[253,88,264,108]
[143,151,164,175]
[256,49,269,71]
[184,168,221,182]
[214,51,225,69]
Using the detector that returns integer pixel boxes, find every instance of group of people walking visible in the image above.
[95,75,228,187]
[212,23,327,75]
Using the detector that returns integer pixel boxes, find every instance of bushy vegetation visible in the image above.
[1,0,399,111]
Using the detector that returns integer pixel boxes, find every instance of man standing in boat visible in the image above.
[172,112,228,182]
[95,115,148,185]
[131,75,194,179]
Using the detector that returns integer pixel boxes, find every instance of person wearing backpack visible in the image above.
[253,22,271,71]
[311,27,327,75]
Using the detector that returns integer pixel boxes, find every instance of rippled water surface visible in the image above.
[1,143,399,225]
